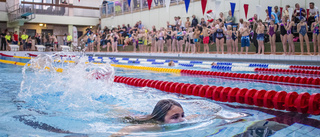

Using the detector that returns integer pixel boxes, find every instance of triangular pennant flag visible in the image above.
[201,0,207,15]
[280,7,283,18]
[268,6,272,19]
[128,0,131,7]
[256,5,262,19]
[185,0,190,13]
[147,0,152,10]
[288,8,293,21]
[230,3,236,17]
[165,0,170,12]
[215,0,221,18]
[244,4,249,19]
[307,9,310,21]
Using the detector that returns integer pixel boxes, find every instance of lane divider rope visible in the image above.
[112,75,320,115]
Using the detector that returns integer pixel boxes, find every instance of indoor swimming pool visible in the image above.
[0,54,319,137]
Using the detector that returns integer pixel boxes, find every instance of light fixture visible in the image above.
[44,24,47,27]
[39,23,43,26]
[90,26,93,28]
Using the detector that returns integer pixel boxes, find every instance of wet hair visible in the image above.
[310,2,314,6]
[123,99,182,124]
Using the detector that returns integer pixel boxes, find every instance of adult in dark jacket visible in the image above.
[191,15,198,28]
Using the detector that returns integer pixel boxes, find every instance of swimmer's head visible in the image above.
[151,99,185,124]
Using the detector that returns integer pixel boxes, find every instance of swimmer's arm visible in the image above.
[110,124,161,137]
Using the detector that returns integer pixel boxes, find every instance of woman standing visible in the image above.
[279,16,288,55]
[286,18,295,55]
[176,28,184,53]
[214,23,226,54]
[297,19,311,55]
[158,28,165,53]
[267,20,277,55]
[171,29,177,53]
[311,16,320,55]
[165,27,172,53]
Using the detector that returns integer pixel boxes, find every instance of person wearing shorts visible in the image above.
[240,22,251,54]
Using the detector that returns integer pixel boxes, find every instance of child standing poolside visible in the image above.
[226,25,233,54]
[232,26,239,54]
[257,20,265,54]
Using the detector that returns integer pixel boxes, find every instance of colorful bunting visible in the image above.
[307,9,309,20]
[185,0,190,13]
[201,0,207,15]
[280,7,283,18]
[244,4,249,19]
[268,6,272,19]
[165,0,170,12]
[147,0,152,10]
[230,3,236,17]
[256,5,262,19]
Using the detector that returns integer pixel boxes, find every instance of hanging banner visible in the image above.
[280,7,283,18]
[307,9,310,20]
[165,0,170,12]
[268,6,272,19]
[185,0,190,13]
[300,8,302,19]
[147,0,152,10]
[215,0,221,18]
[72,26,78,50]
[256,5,262,19]
[201,0,207,15]
[288,8,293,21]
[230,2,236,17]
[244,4,249,19]
[128,0,131,7]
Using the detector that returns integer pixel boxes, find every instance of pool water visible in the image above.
[0,55,320,137]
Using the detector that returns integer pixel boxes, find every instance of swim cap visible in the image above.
[145,29,148,33]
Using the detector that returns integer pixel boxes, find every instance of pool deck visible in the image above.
[1,51,320,65]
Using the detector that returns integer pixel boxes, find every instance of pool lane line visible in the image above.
[3,53,319,70]
[0,59,64,73]
[112,75,320,115]
[1,58,319,87]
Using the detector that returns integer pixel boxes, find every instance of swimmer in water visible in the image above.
[168,61,175,66]
[110,99,248,136]
[211,62,217,66]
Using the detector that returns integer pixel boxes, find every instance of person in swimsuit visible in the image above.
[52,35,58,51]
[214,23,226,54]
[171,29,177,53]
[240,22,251,54]
[202,24,212,54]
[232,26,239,54]
[188,28,195,54]
[113,32,119,52]
[193,26,201,53]
[158,28,165,53]
[311,16,320,55]
[106,34,113,52]
[96,33,101,52]
[286,17,296,55]
[110,99,248,136]
[166,27,172,53]
[176,28,184,53]
[256,20,265,54]
[267,20,277,55]
[226,25,233,54]
[184,30,190,53]
[297,19,311,55]
[278,16,288,55]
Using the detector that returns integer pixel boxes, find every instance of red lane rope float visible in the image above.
[255,68,320,75]
[0,53,14,57]
[112,75,320,115]
[28,53,38,57]
[290,65,320,70]
[180,72,320,88]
